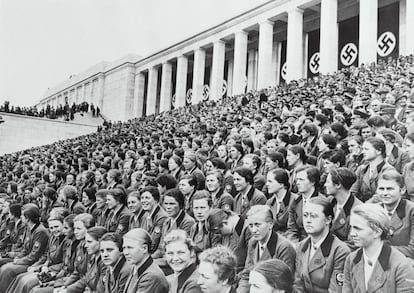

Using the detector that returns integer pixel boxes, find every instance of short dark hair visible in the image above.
[100,232,123,252]
[156,174,177,190]
[329,167,357,190]
[140,186,160,202]
[163,188,185,209]
[233,167,254,185]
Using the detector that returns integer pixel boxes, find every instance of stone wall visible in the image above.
[0,113,97,155]
[101,64,136,121]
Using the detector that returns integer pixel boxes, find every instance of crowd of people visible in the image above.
[0,55,414,293]
[0,101,100,121]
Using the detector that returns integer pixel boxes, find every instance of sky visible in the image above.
[0,0,269,107]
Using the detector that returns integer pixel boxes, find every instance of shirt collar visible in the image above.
[311,230,330,250]
[363,242,383,267]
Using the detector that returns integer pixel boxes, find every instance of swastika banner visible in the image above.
[338,15,359,69]
[377,3,399,62]
[307,29,320,78]
[279,40,287,84]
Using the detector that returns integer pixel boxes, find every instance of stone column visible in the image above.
[406,0,414,55]
[232,31,248,95]
[320,0,338,74]
[133,72,145,118]
[210,40,226,100]
[271,42,279,85]
[160,62,172,113]
[257,20,274,89]
[359,0,378,65]
[146,67,158,116]
[227,59,233,97]
[192,49,206,104]
[286,7,304,82]
[247,49,257,90]
[97,76,105,111]
[175,55,188,108]
[82,84,87,103]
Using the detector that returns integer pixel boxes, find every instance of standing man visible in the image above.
[343,203,414,292]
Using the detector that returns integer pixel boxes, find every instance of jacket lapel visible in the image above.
[367,245,391,293]
[351,249,366,292]
[391,199,406,233]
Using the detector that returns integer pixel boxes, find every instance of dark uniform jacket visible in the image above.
[286,190,321,243]
[384,199,414,259]
[350,160,395,202]
[343,244,414,293]
[403,162,414,201]
[123,257,169,293]
[331,194,362,243]
[103,255,131,293]
[64,240,88,287]
[234,186,266,218]
[211,188,234,211]
[105,205,132,235]
[386,145,410,173]
[0,219,25,253]
[237,230,296,293]
[266,190,294,233]
[129,209,146,230]
[153,211,195,259]
[140,205,168,252]
[66,254,106,293]
[68,200,86,214]
[167,263,202,293]
[34,234,65,270]
[189,222,210,254]
[294,233,350,293]
[86,202,101,220]
[15,223,49,266]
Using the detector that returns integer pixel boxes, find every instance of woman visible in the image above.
[205,171,233,211]
[152,188,195,264]
[94,169,106,189]
[105,188,132,235]
[242,154,266,191]
[64,226,107,293]
[139,187,168,252]
[40,187,61,226]
[178,175,197,217]
[169,156,183,181]
[241,138,255,155]
[95,189,109,226]
[79,171,97,199]
[0,204,49,293]
[6,212,67,293]
[136,156,151,175]
[266,168,293,233]
[100,233,131,293]
[300,123,318,155]
[229,144,244,173]
[345,135,364,173]
[249,259,293,293]
[358,124,374,140]
[197,246,237,293]
[189,191,212,254]
[106,170,123,190]
[233,167,266,218]
[286,145,307,193]
[294,197,350,293]
[83,187,99,219]
[403,133,414,200]
[164,230,202,293]
[122,228,169,293]
[128,191,144,229]
[264,152,285,176]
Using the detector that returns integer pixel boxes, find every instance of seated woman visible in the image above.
[237,205,296,293]
[0,204,49,293]
[266,169,293,233]
[206,208,249,272]
[83,187,99,219]
[294,197,350,293]
[189,191,212,254]
[197,246,237,293]
[164,229,202,293]
[64,226,107,293]
[233,167,266,218]
[374,170,414,263]
[205,170,233,211]
[152,189,195,268]
[122,228,169,293]
[127,191,144,229]
[7,210,68,293]
[139,187,168,252]
[100,233,131,293]
[31,213,95,293]
[105,188,132,235]
[178,175,197,217]
[249,259,293,293]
